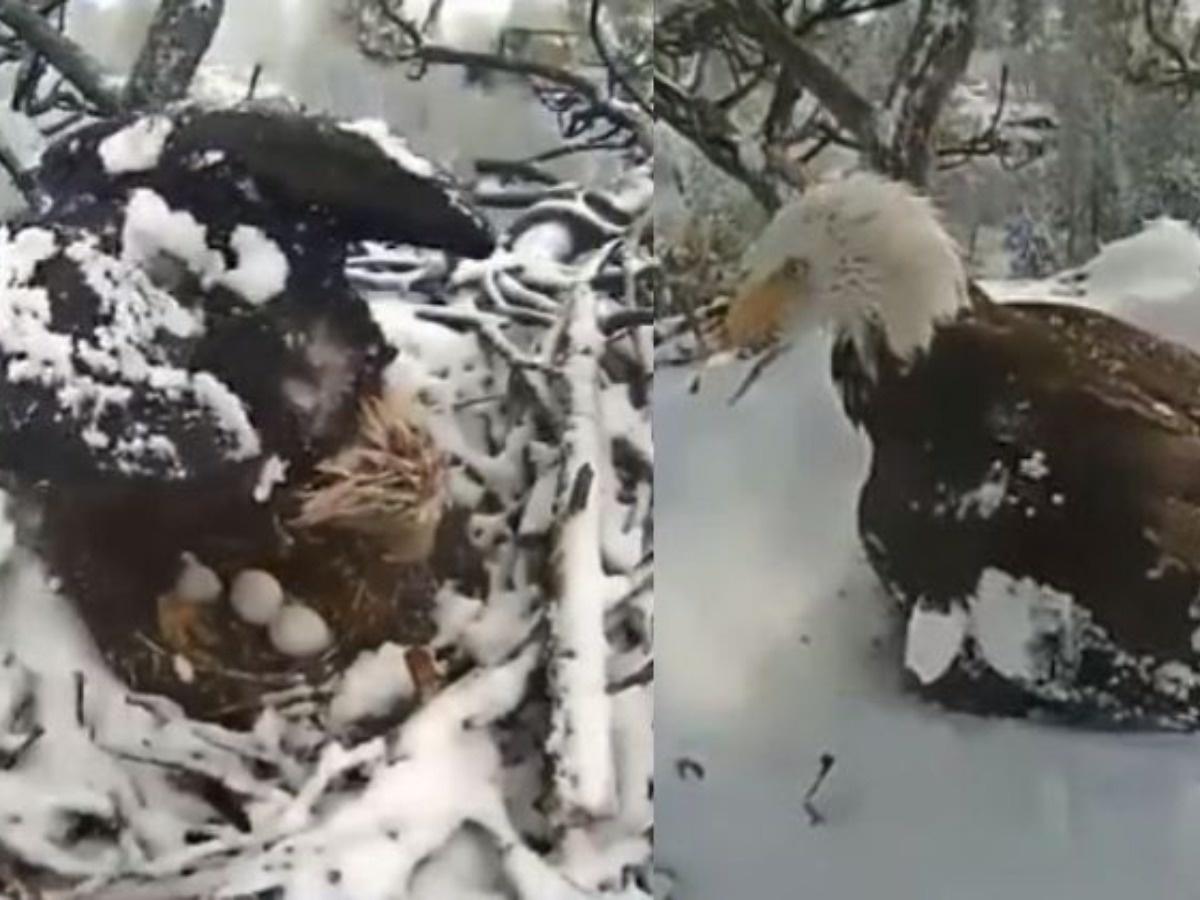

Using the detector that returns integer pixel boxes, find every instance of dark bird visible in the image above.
[0,106,493,722]
[715,172,1200,730]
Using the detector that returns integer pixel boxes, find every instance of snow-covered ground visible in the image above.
[656,218,1200,899]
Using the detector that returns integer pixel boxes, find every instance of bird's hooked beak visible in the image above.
[718,257,810,350]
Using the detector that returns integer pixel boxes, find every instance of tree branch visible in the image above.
[0,0,120,114]
[413,43,651,151]
[794,0,911,37]
[656,71,781,210]
[727,0,886,166]
[588,0,653,121]
[883,0,979,184]
[124,0,226,109]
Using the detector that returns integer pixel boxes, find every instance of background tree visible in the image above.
[655,0,989,211]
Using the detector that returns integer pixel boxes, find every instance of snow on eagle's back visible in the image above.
[217,225,289,305]
[339,119,437,178]
[98,115,174,175]
[732,172,969,359]
[0,224,263,473]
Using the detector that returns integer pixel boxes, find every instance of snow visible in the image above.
[98,115,174,175]
[970,568,1074,683]
[547,292,617,819]
[0,108,44,171]
[904,603,967,685]
[339,119,437,179]
[955,465,1008,519]
[252,454,289,503]
[120,188,222,280]
[172,654,196,684]
[328,643,416,727]
[229,569,284,626]
[24,232,264,471]
[216,225,288,305]
[982,217,1200,351]
[173,553,222,604]
[268,604,332,657]
[1018,449,1050,480]
[1063,218,1200,306]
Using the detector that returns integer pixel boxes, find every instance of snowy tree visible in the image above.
[655,0,987,209]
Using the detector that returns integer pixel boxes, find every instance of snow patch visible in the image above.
[216,225,288,305]
[904,603,967,685]
[1155,661,1199,701]
[1018,450,1050,480]
[340,119,436,178]
[98,116,174,175]
[253,455,289,503]
[970,568,1075,682]
[328,643,417,726]
[120,188,222,281]
[172,654,196,684]
[956,465,1009,519]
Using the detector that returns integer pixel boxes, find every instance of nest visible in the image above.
[292,392,446,564]
[38,392,477,728]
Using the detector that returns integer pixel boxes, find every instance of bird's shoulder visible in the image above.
[929,291,1200,437]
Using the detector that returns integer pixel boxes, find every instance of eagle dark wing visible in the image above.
[852,290,1200,726]
[35,107,495,262]
[0,224,263,483]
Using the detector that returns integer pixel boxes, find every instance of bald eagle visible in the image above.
[717,172,1200,729]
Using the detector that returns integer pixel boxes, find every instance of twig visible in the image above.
[728,341,793,405]
[0,725,42,771]
[803,752,836,826]
[380,31,650,152]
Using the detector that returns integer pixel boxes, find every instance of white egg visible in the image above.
[230,569,284,625]
[175,553,222,603]
[269,604,332,657]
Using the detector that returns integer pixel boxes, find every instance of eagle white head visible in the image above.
[724,171,969,360]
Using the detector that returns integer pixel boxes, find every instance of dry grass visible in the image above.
[292,391,446,562]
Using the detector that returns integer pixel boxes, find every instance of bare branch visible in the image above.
[656,71,781,209]
[883,0,979,184]
[0,0,120,114]
[728,0,887,165]
[416,43,650,151]
[794,0,911,38]
[588,0,653,120]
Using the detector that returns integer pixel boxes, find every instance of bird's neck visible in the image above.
[820,249,968,365]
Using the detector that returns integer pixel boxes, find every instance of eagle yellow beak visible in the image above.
[719,264,808,350]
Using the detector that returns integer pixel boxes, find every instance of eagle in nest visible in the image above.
[0,106,492,724]
[712,171,1200,730]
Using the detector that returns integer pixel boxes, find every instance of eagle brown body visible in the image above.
[840,287,1200,727]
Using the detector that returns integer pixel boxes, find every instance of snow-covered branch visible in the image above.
[547,288,616,822]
